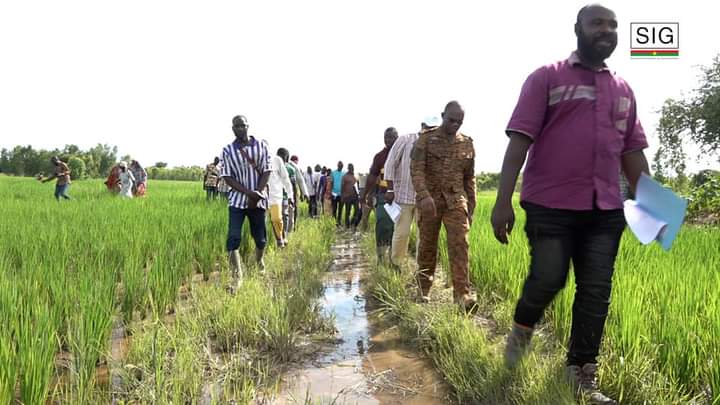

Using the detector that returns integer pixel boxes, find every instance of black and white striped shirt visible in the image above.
[220,137,271,209]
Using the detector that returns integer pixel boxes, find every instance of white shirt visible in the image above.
[304,172,321,196]
[268,155,294,205]
[119,170,135,198]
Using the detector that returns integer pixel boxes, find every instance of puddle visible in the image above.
[275,232,448,404]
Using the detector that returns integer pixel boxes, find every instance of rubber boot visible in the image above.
[228,250,243,289]
[504,322,534,368]
[255,248,266,273]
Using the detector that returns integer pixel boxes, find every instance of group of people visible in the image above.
[218,5,650,403]
[39,157,148,200]
[104,160,148,198]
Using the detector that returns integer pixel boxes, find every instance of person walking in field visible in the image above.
[330,161,345,226]
[384,116,440,270]
[268,148,294,247]
[42,156,72,200]
[410,102,476,311]
[324,166,335,217]
[104,163,122,194]
[358,172,374,232]
[363,127,398,263]
[317,166,328,215]
[117,161,136,198]
[288,155,309,231]
[340,163,360,229]
[491,5,649,404]
[204,157,221,200]
[217,159,231,200]
[130,160,147,197]
[305,165,321,218]
[221,115,271,284]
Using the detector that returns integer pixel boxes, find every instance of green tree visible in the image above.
[86,144,118,178]
[154,162,168,168]
[67,157,86,179]
[655,54,720,177]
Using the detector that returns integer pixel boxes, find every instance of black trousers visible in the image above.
[513,201,625,366]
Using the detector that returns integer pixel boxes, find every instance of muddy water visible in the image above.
[275,233,448,404]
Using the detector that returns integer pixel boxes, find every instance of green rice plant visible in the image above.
[0,271,18,404]
[16,285,58,405]
[65,262,116,403]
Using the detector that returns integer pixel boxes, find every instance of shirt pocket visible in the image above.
[609,96,631,153]
[612,96,631,134]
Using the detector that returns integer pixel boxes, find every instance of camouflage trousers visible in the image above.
[416,196,471,298]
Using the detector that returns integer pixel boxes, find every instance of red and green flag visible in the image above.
[631,49,679,57]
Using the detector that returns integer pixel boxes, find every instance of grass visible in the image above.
[365,191,720,404]
[0,176,335,403]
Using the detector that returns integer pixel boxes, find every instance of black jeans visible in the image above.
[513,201,625,366]
[227,207,267,251]
[342,199,358,228]
[308,195,318,217]
[332,196,342,225]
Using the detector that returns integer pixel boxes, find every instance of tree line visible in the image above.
[0,144,204,182]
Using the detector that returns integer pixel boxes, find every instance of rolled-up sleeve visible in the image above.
[506,67,548,140]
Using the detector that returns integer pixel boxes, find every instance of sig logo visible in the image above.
[630,22,679,58]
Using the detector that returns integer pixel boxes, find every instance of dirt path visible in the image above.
[274,231,449,404]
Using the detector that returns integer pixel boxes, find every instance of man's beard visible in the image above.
[578,35,616,63]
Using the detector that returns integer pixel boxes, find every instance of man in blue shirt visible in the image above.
[330,161,345,227]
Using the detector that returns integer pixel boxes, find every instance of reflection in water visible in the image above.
[275,234,448,405]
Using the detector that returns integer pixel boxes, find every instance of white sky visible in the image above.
[1,0,719,174]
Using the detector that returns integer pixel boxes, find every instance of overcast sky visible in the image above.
[1,0,719,173]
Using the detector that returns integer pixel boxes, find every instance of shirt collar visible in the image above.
[568,51,610,72]
[233,136,256,149]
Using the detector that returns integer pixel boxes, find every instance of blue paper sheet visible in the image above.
[624,173,688,251]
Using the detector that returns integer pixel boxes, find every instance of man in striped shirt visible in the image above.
[385,117,440,269]
[220,115,272,283]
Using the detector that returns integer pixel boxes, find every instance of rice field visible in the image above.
[3,174,718,404]
[368,192,720,404]
[0,176,335,403]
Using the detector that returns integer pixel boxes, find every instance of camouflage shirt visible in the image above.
[410,127,476,210]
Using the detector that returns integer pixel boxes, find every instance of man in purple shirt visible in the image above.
[491,5,649,404]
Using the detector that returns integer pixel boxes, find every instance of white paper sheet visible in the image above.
[383,202,401,223]
[622,173,687,251]
[623,200,668,244]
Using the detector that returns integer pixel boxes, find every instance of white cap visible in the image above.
[422,116,441,127]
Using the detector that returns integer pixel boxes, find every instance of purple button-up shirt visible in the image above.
[506,52,649,210]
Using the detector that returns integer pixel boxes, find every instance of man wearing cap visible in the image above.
[363,127,398,263]
[221,115,271,284]
[384,117,440,270]
[492,5,649,403]
[411,101,476,311]
[42,156,72,201]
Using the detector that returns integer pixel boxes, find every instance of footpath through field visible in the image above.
[275,231,450,404]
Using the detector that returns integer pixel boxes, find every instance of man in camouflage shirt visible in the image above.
[411,101,477,311]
